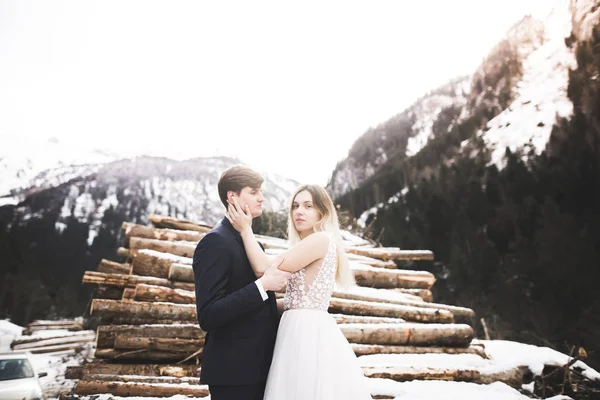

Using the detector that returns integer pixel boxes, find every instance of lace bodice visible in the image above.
[283,238,337,311]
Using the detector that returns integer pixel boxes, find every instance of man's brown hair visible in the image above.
[217,165,264,208]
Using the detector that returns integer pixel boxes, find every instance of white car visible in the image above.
[0,352,47,400]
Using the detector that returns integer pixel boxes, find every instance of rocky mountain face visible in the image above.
[330,0,600,370]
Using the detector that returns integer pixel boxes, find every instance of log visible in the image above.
[66,363,201,379]
[347,253,398,269]
[90,300,197,322]
[329,298,453,323]
[122,222,204,245]
[12,334,95,350]
[394,288,433,302]
[129,237,197,260]
[332,314,405,324]
[333,288,474,319]
[122,288,136,301]
[351,343,488,358]
[83,271,194,291]
[361,366,525,388]
[347,247,434,261]
[352,264,435,289]
[168,263,194,282]
[97,259,131,275]
[74,380,209,397]
[149,214,212,233]
[94,348,202,361]
[25,342,89,354]
[81,374,201,385]
[134,284,195,304]
[96,324,204,348]
[114,335,205,352]
[117,247,131,259]
[11,330,95,347]
[339,323,474,347]
[132,250,192,279]
[28,319,83,327]
[362,366,481,382]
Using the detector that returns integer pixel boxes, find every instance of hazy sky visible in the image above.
[0,0,556,184]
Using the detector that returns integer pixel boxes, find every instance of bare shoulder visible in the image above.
[303,231,331,254]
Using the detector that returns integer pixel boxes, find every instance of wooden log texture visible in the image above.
[333,289,473,319]
[352,265,435,289]
[149,214,212,233]
[81,374,201,385]
[132,250,191,279]
[11,330,95,347]
[133,284,195,304]
[90,300,197,322]
[352,343,488,358]
[129,237,197,259]
[329,298,453,323]
[83,271,194,291]
[96,324,204,348]
[123,222,204,245]
[393,288,433,302]
[94,348,202,361]
[339,323,473,347]
[347,247,434,261]
[12,334,95,350]
[74,380,209,397]
[122,288,136,301]
[66,363,201,379]
[114,335,205,353]
[332,314,405,324]
[97,259,131,275]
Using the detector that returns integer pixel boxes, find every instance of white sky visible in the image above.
[0,0,556,185]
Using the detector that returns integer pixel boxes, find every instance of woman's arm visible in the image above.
[227,200,331,275]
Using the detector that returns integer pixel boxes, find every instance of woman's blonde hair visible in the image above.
[287,185,354,288]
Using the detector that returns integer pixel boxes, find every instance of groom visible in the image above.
[193,165,290,400]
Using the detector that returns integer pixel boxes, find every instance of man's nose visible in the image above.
[257,194,264,202]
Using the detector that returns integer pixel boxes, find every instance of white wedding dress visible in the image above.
[263,238,372,399]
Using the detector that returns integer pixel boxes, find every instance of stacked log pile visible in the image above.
[67,214,522,398]
[11,319,95,355]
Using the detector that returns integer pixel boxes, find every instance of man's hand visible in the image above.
[259,256,290,292]
[226,197,253,235]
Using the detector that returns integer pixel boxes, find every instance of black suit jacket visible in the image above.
[193,217,279,386]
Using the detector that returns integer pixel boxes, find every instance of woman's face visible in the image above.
[291,190,321,236]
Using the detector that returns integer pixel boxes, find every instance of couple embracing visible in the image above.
[193,165,371,400]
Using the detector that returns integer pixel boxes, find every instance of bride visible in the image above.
[227,184,371,399]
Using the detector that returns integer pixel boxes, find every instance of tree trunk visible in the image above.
[11,330,95,347]
[339,323,473,347]
[98,259,131,274]
[66,363,201,379]
[83,271,194,291]
[168,263,194,282]
[347,247,434,261]
[94,348,202,362]
[333,289,473,319]
[90,300,197,322]
[351,343,487,358]
[329,298,453,323]
[149,214,212,233]
[393,288,433,302]
[129,237,197,260]
[96,324,204,348]
[80,374,201,385]
[123,222,204,245]
[332,314,405,324]
[74,380,209,397]
[12,334,95,350]
[114,335,205,352]
[133,284,195,304]
[352,265,435,289]
[132,250,192,279]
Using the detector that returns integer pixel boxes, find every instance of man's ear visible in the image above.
[227,190,235,204]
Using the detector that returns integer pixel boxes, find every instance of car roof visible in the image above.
[0,351,33,360]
